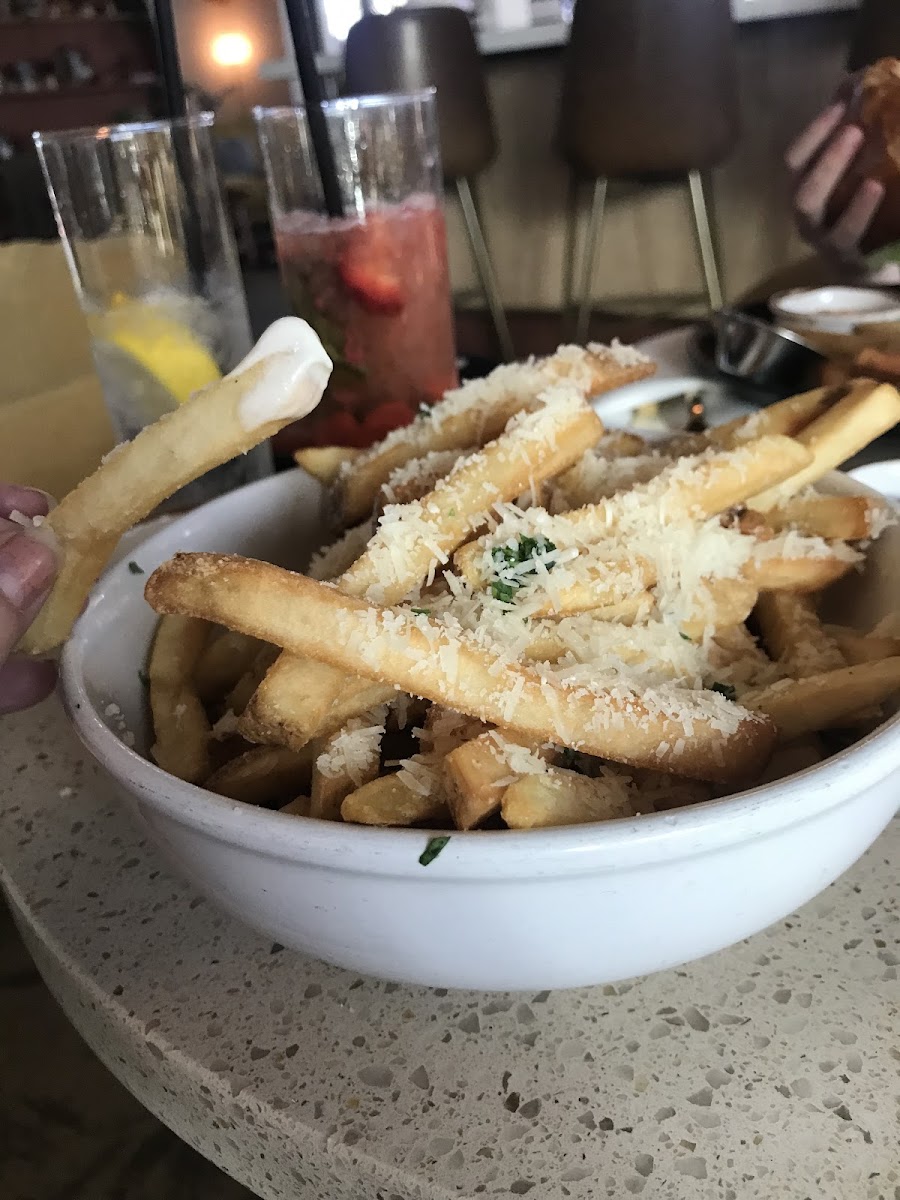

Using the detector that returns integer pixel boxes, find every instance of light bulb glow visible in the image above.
[211,32,253,67]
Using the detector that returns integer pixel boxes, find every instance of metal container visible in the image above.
[712,307,825,395]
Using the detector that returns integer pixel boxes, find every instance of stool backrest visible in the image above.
[558,0,740,179]
[344,8,496,180]
[848,0,900,70]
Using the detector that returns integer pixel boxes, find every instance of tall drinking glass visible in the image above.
[34,114,270,509]
[254,92,458,452]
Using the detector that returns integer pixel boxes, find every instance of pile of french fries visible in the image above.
[136,343,900,832]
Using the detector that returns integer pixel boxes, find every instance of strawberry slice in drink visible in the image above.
[339,257,405,315]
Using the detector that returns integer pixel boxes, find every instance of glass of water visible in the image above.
[34,114,270,509]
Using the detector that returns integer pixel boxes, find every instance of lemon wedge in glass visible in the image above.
[90,297,222,427]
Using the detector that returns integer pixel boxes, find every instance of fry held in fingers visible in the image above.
[21,317,332,654]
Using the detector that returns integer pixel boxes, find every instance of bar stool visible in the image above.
[344,8,514,360]
[558,0,739,341]
[848,0,900,69]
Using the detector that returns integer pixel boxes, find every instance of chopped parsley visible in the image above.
[419,835,450,866]
[490,579,518,603]
[490,535,557,604]
[127,561,145,575]
[411,607,431,616]
[680,633,693,642]
[711,682,737,702]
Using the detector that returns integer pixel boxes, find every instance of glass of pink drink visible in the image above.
[255,93,458,452]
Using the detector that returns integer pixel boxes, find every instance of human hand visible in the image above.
[0,485,58,715]
[786,94,890,278]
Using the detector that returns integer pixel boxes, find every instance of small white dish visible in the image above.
[770,286,900,334]
[59,469,900,990]
[848,460,900,505]
[592,374,713,431]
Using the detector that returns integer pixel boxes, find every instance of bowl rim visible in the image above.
[60,470,900,879]
[770,285,900,325]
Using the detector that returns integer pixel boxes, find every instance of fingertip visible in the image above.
[0,484,55,521]
[0,656,57,716]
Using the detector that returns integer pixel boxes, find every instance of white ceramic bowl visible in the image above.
[60,470,900,990]
[770,286,900,334]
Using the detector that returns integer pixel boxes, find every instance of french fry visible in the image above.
[252,391,605,746]
[422,706,489,757]
[746,552,857,594]
[205,745,314,806]
[519,557,655,618]
[148,615,212,784]
[709,385,838,448]
[825,627,900,665]
[339,395,604,604]
[666,387,839,458]
[307,521,375,582]
[223,644,279,716]
[376,449,464,512]
[194,630,266,705]
[553,451,671,509]
[626,768,714,811]
[146,553,776,783]
[338,343,655,524]
[766,493,891,541]
[294,445,360,485]
[593,430,648,457]
[754,591,845,678]
[309,709,386,820]
[22,322,332,654]
[679,577,759,638]
[443,731,551,830]
[501,766,636,829]
[240,660,394,750]
[279,795,312,816]
[745,658,900,741]
[756,737,825,785]
[749,380,900,509]
[341,772,449,826]
[453,436,813,585]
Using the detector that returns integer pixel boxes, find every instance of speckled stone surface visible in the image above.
[1,698,898,1200]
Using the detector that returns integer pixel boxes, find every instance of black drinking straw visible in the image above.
[281,0,345,218]
[152,0,186,121]
[152,0,205,287]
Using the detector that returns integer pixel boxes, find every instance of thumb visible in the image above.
[0,525,58,662]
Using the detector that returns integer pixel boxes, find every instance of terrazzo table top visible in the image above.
[1,698,897,1200]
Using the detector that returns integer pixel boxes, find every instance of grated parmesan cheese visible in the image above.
[316,705,388,784]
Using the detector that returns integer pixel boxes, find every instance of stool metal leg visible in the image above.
[687,169,723,312]
[561,174,580,330]
[456,176,514,362]
[574,177,607,345]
